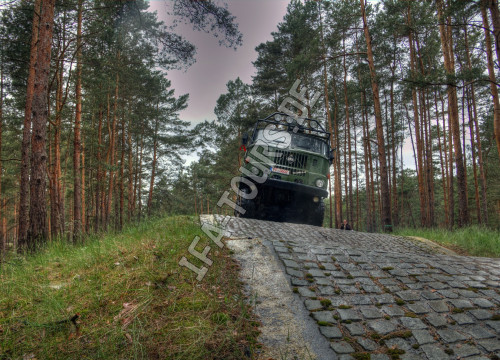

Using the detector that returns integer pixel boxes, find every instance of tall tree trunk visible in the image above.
[119,113,125,229]
[132,130,140,217]
[488,0,500,71]
[425,93,436,226]
[448,125,455,227]
[73,0,83,240]
[342,36,353,225]
[481,1,500,166]
[95,105,103,231]
[107,68,119,229]
[147,115,159,215]
[422,90,435,226]
[318,4,339,228]
[56,51,65,238]
[462,25,488,224]
[28,0,56,248]
[137,131,144,221]
[50,57,61,238]
[435,91,449,226]
[362,99,374,231]
[102,92,111,227]
[331,78,343,227]
[415,33,436,227]
[389,44,398,226]
[437,0,469,226]
[81,134,86,231]
[0,50,3,245]
[360,0,392,231]
[466,88,481,223]
[407,8,427,227]
[127,116,133,222]
[19,0,42,248]
[353,116,360,230]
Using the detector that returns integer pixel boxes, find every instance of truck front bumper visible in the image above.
[243,176,328,198]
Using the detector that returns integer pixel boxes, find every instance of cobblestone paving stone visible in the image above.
[220,216,500,359]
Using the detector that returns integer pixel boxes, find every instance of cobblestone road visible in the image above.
[220,216,500,360]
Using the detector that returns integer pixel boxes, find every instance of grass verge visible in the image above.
[393,226,500,258]
[0,216,259,359]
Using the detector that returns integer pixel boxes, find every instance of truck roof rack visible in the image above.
[254,112,330,140]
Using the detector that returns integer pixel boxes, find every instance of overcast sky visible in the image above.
[148,0,290,126]
[148,1,416,170]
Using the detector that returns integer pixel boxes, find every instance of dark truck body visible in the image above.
[236,112,332,226]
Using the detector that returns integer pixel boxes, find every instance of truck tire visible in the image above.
[308,200,325,227]
[235,189,256,219]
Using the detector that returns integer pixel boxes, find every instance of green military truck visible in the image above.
[236,112,333,226]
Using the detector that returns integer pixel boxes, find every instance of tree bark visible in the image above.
[342,36,354,226]
[466,87,481,223]
[407,7,427,227]
[73,0,83,240]
[389,40,398,226]
[437,0,469,227]
[19,0,42,248]
[0,49,3,245]
[462,22,488,224]
[137,130,144,221]
[81,134,86,231]
[488,0,500,70]
[127,115,133,222]
[318,5,337,228]
[119,113,125,229]
[435,91,449,226]
[107,69,119,229]
[28,0,56,248]
[481,1,500,167]
[360,0,392,232]
[147,115,159,215]
[95,105,103,231]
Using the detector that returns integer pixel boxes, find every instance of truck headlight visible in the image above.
[315,179,325,188]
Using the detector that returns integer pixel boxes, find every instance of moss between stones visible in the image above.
[395,298,405,306]
[320,298,332,308]
[404,312,418,318]
[383,330,412,340]
[351,353,370,360]
[386,347,405,359]
[338,304,352,309]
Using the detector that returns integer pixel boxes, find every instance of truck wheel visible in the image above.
[308,200,325,226]
[235,189,256,219]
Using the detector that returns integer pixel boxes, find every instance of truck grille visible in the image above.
[273,150,307,171]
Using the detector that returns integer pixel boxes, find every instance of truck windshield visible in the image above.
[291,133,328,157]
[254,130,328,157]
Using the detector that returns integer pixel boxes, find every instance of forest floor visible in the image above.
[393,226,500,258]
[0,216,260,360]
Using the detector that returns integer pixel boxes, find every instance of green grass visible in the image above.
[393,226,500,258]
[0,216,258,360]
